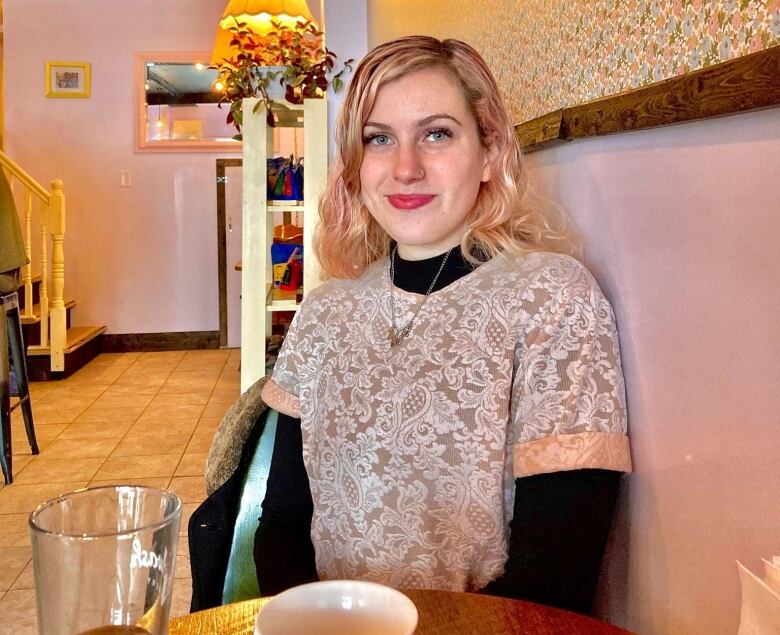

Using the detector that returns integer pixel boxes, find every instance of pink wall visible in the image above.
[3,0,366,335]
[4,0,235,333]
[323,0,368,160]
[526,107,780,633]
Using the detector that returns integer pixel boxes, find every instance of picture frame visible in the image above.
[45,62,91,98]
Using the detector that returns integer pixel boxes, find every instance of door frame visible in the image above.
[216,158,242,348]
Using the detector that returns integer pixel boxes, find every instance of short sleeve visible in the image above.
[511,266,632,477]
[260,308,306,418]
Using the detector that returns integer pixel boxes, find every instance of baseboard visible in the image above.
[27,333,103,381]
[101,331,220,352]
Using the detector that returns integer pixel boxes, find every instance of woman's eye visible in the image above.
[426,129,452,142]
[365,134,391,146]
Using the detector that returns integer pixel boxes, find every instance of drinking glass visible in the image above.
[29,485,182,635]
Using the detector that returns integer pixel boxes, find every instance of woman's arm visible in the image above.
[253,412,318,595]
[255,423,619,611]
[481,469,620,615]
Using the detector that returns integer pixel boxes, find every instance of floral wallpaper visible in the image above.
[367,0,780,123]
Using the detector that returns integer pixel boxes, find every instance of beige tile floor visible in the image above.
[0,349,240,635]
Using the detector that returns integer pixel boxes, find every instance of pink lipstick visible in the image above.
[387,194,435,210]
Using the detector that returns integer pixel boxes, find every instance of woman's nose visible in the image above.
[392,146,425,184]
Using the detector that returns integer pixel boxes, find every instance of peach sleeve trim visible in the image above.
[513,431,632,477]
[260,378,300,418]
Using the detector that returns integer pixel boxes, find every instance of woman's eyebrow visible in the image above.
[363,114,463,130]
[418,114,462,126]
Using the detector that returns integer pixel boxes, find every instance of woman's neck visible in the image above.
[391,246,475,294]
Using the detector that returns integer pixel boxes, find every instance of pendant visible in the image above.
[388,327,402,348]
[388,323,412,347]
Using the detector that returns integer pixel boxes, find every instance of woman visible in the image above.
[257,35,631,614]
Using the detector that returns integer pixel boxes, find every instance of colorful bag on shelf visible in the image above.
[267,156,302,202]
[293,158,304,200]
[270,243,303,291]
[266,157,286,197]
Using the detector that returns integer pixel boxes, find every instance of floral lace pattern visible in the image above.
[265,251,630,591]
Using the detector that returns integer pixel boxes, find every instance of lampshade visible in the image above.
[212,0,318,65]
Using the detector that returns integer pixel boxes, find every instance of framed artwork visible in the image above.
[45,62,91,98]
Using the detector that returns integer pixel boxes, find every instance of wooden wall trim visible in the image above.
[516,44,780,152]
[514,109,564,151]
[101,331,220,352]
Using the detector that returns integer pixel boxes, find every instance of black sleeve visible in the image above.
[481,469,620,615]
[253,412,318,595]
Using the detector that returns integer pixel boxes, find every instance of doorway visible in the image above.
[217,158,243,348]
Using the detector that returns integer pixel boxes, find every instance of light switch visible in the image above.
[120,171,132,187]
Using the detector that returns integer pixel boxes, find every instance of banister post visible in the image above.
[48,179,66,371]
[39,200,50,348]
[22,190,34,318]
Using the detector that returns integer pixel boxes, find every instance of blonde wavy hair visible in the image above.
[315,35,578,280]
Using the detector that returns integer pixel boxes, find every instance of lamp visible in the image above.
[211,0,318,65]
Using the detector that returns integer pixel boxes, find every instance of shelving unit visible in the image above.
[240,98,327,393]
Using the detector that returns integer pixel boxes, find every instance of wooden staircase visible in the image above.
[1,151,106,381]
[19,275,105,381]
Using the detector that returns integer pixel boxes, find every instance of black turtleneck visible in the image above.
[254,247,620,615]
[390,244,476,293]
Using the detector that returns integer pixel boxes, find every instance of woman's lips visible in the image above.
[387,194,435,210]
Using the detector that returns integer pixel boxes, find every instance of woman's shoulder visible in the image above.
[490,250,611,312]
[300,259,386,304]
[496,250,594,286]
[503,249,580,270]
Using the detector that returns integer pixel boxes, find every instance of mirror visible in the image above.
[135,52,241,152]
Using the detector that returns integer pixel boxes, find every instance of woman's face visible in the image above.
[359,66,493,260]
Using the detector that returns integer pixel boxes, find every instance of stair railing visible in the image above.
[0,150,67,371]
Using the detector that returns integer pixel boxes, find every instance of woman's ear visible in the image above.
[480,141,500,183]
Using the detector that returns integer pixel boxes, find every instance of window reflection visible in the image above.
[136,54,240,151]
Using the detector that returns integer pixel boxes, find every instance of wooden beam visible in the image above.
[147,92,221,105]
[514,109,565,152]
[515,44,780,152]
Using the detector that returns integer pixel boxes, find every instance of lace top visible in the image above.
[262,250,631,591]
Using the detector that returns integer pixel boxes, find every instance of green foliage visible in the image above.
[212,20,353,137]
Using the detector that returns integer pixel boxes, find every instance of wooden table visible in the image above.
[169,589,634,634]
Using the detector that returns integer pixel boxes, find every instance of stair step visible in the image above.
[19,274,44,311]
[19,299,77,325]
[27,325,107,356]
[21,274,43,291]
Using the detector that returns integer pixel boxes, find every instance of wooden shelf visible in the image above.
[267,202,304,213]
[265,285,300,312]
[240,97,327,392]
[515,45,780,152]
[269,102,305,128]
[266,300,300,313]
